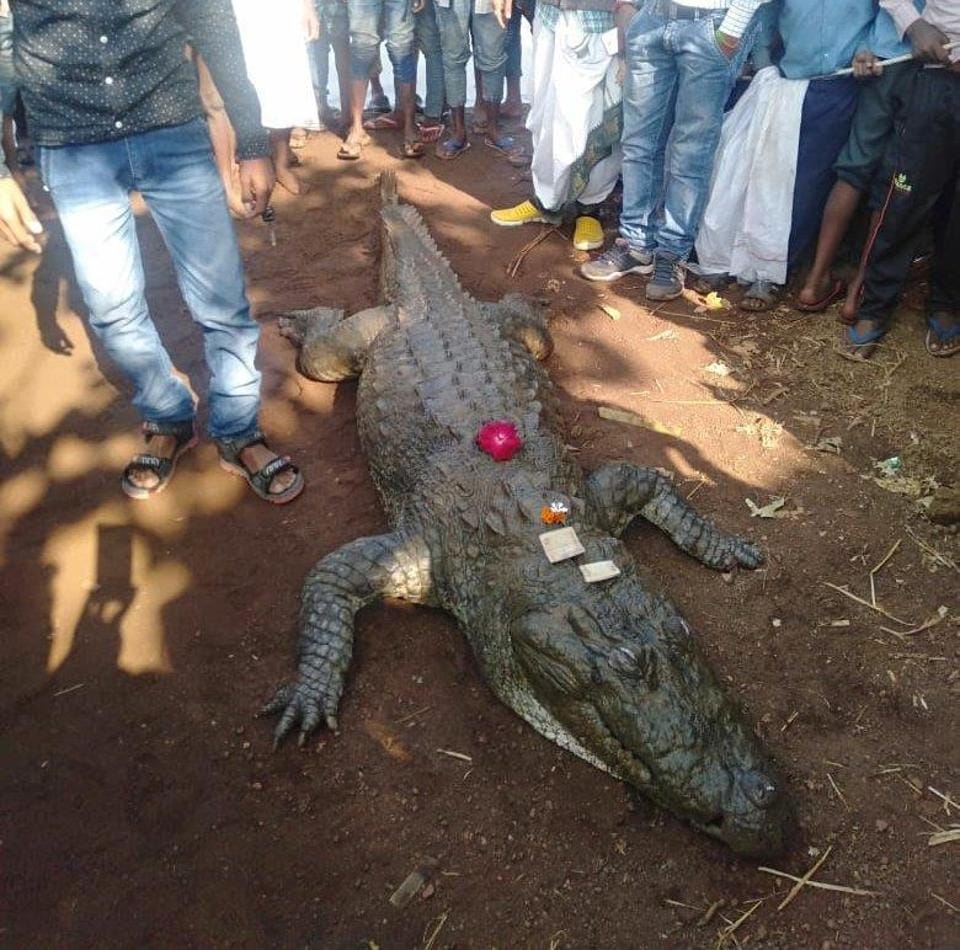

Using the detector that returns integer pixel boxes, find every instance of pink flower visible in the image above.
[476,420,524,462]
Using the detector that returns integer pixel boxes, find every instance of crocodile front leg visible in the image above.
[278,305,393,381]
[489,294,553,360]
[263,532,432,746]
[585,462,763,571]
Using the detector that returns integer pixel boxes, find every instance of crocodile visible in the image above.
[267,173,791,858]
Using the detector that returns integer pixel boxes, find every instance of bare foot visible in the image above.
[797,273,838,308]
[275,164,306,196]
[502,98,524,119]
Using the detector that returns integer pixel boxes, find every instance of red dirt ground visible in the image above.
[1,126,958,949]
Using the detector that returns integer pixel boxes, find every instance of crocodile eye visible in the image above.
[607,644,659,690]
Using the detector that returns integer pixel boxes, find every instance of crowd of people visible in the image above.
[0,0,956,505]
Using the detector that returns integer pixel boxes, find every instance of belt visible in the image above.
[652,0,726,20]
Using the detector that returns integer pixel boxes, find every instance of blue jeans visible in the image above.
[416,0,445,118]
[620,2,753,261]
[39,119,261,440]
[348,0,417,84]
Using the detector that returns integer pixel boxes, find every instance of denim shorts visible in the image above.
[348,0,417,83]
[317,0,350,42]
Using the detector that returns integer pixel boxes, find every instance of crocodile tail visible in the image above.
[380,171,399,206]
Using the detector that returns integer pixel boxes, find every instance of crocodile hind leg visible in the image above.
[263,532,433,747]
[277,305,393,381]
[490,294,553,360]
[584,462,763,571]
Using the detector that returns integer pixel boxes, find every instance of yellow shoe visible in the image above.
[573,215,604,251]
[490,200,548,227]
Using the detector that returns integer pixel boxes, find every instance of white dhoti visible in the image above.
[231,0,320,131]
[527,9,622,213]
[694,67,809,285]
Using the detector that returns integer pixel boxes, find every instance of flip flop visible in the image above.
[837,320,886,362]
[363,113,402,131]
[797,278,846,313]
[435,137,470,161]
[337,140,363,161]
[924,314,960,358]
[289,129,310,149]
[739,280,781,313]
[418,120,445,144]
[484,134,526,162]
[402,140,426,159]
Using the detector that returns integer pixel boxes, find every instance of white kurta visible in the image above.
[231,0,320,130]
[694,67,809,285]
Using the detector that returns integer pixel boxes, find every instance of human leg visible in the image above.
[382,0,420,153]
[346,0,383,150]
[435,0,472,153]
[472,11,510,148]
[416,0,445,135]
[619,8,677,256]
[503,2,524,118]
[39,139,198,491]
[845,73,957,359]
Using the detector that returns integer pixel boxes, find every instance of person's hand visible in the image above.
[491,0,512,30]
[906,19,951,64]
[615,54,627,86]
[237,157,275,218]
[715,29,740,60]
[614,2,636,32]
[0,176,43,253]
[852,49,883,78]
[302,0,320,40]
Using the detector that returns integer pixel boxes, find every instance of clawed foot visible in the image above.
[701,536,764,572]
[260,680,341,749]
[277,307,345,348]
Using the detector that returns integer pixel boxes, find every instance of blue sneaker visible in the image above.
[580,239,654,282]
[646,252,685,301]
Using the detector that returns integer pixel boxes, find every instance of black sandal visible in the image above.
[121,420,198,500]
[216,429,305,505]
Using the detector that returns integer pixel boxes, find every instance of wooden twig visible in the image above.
[436,748,472,762]
[53,683,86,698]
[507,226,560,278]
[880,609,948,639]
[823,583,914,627]
[716,900,764,947]
[869,539,901,608]
[928,827,960,847]
[422,910,449,950]
[395,704,432,725]
[774,847,833,911]
[931,892,960,914]
[827,773,849,810]
[928,786,959,815]
[759,850,880,906]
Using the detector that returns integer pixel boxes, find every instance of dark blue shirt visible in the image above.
[12,0,269,158]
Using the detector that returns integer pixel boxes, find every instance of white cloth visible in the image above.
[527,12,622,212]
[694,67,809,285]
[231,0,320,130]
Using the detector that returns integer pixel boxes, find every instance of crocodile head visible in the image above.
[509,575,790,858]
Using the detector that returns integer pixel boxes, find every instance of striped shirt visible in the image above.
[881,0,960,58]
[672,0,771,39]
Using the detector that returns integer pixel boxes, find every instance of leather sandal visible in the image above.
[217,429,305,505]
[121,419,198,500]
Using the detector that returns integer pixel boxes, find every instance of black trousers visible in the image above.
[859,67,960,326]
